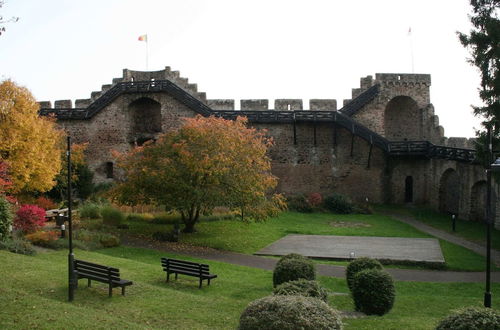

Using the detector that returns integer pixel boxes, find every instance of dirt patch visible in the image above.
[329,221,371,228]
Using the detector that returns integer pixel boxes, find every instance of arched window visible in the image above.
[439,168,460,214]
[106,162,114,179]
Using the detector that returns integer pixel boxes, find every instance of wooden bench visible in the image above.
[161,258,217,288]
[74,259,133,297]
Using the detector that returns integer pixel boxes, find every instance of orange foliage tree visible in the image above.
[112,115,286,233]
[0,80,63,193]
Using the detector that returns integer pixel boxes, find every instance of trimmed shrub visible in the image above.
[273,279,328,302]
[273,253,316,287]
[436,306,500,330]
[0,237,36,255]
[100,206,124,226]
[14,204,47,234]
[79,202,102,219]
[346,257,383,291]
[323,193,353,214]
[0,195,13,241]
[286,194,313,213]
[99,232,120,248]
[25,230,60,248]
[238,295,342,330]
[351,269,395,315]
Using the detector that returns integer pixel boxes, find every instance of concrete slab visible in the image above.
[255,234,445,264]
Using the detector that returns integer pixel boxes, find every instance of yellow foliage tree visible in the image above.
[0,80,63,193]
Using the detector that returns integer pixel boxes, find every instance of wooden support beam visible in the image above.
[367,140,373,169]
[293,120,297,145]
[313,121,317,147]
[350,133,355,157]
[333,123,337,147]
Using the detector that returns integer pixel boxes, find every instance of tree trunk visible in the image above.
[181,206,200,233]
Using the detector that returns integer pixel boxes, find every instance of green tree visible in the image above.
[458,0,500,150]
[111,115,285,233]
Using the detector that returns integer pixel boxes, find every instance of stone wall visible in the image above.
[40,67,494,226]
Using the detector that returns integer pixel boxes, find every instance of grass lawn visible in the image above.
[0,247,499,329]
[122,211,494,271]
[375,205,500,250]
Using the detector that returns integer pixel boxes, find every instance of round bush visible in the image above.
[0,195,13,241]
[351,269,395,316]
[14,204,47,234]
[79,202,102,219]
[273,279,328,302]
[238,295,342,330]
[273,254,316,287]
[436,306,500,330]
[346,257,383,291]
[323,193,353,214]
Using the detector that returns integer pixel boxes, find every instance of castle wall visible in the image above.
[257,123,387,202]
[42,68,496,227]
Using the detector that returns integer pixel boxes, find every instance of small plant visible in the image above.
[436,306,500,330]
[99,232,120,248]
[14,204,47,234]
[0,195,13,241]
[238,295,342,330]
[323,193,353,214]
[25,230,60,248]
[307,192,323,208]
[286,194,313,213]
[273,253,316,287]
[0,237,36,255]
[273,279,328,302]
[100,205,124,226]
[33,196,57,210]
[351,269,395,316]
[346,257,383,291]
[79,202,102,219]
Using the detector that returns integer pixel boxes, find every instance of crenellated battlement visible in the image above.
[375,73,431,86]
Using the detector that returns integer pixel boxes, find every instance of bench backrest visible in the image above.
[74,259,121,283]
[161,258,211,276]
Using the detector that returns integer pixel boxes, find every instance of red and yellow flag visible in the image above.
[138,34,147,42]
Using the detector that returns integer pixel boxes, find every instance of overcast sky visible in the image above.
[0,0,483,137]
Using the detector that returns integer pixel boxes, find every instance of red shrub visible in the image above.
[14,204,47,233]
[33,196,57,211]
[307,193,323,207]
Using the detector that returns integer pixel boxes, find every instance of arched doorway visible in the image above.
[470,180,497,222]
[439,168,460,215]
[384,96,422,140]
[129,97,162,145]
[405,176,413,203]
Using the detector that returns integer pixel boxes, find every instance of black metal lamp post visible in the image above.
[67,136,76,302]
[485,127,500,308]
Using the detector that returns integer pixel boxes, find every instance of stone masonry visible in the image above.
[39,67,497,226]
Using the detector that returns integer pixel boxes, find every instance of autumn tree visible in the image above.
[112,115,285,233]
[0,80,63,194]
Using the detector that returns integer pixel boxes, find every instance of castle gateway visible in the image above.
[39,67,497,226]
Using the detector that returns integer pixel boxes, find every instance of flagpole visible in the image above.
[146,39,149,71]
[408,27,414,73]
